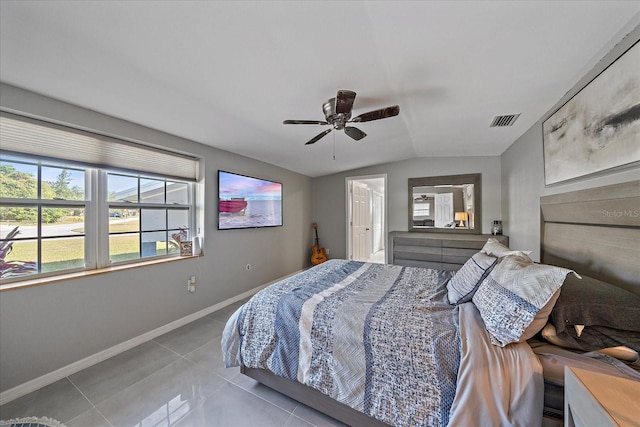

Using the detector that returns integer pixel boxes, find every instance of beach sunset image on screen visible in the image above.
[218,170,282,229]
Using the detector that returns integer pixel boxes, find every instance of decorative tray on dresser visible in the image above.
[389,232,508,271]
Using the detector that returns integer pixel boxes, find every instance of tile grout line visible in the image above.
[223,381,305,424]
[66,376,115,427]
[152,331,226,368]
[83,317,230,426]
[74,355,229,426]
[209,303,322,426]
[283,411,318,427]
[150,315,227,359]
[226,371,322,424]
[164,310,321,425]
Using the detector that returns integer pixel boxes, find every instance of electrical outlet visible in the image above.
[325,248,330,255]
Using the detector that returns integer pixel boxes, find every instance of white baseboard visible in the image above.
[0,270,302,406]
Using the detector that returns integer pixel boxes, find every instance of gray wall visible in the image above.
[501,24,640,262]
[311,156,502,261]
[0,84,313,393]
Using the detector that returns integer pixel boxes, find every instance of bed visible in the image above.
[535,180,640,420]
[223,258,547,426]
[222,180,640,427]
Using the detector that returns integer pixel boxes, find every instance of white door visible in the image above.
[434,193,454,227]
[351,181,369,261]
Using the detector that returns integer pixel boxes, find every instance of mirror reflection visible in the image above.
[408,174,481,234]
[412,184,474,228]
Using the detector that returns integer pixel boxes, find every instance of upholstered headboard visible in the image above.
[540,180,639,296]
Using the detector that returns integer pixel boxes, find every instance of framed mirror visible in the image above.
[408,173,481,234]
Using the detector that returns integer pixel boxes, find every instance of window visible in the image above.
[0,112,198,283]
[107,173,191,263]
[0,158,88,277]
[413,200,431,217]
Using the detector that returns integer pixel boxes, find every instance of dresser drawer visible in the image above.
[390,232,508,270]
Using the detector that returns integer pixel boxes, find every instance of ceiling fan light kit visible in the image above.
[284,90,399,145]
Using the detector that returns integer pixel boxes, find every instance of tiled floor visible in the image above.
[0,299,347,427]
[364,250,385,264]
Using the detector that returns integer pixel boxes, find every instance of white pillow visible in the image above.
[447,252,496,304]
[480,237,532,259]
[472,254,577,347]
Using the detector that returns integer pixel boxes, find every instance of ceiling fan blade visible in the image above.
[351,105,400,123]
[283,120,329,125]
[335,90,356,115]
[305,129,332,145]
[344,126,366,141]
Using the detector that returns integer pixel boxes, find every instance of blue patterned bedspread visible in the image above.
[223,259,459,427]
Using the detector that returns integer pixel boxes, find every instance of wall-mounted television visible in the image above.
[217,170,283,230]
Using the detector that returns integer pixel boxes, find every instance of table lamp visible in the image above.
[455,212,468,228]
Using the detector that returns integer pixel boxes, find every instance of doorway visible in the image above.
[346,174,387,264]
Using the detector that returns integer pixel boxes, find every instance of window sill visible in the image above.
[0,254,202,293]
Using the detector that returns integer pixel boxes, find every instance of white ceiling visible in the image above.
[1,1,639,178]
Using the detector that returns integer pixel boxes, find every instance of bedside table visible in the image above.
[565,366,640,427]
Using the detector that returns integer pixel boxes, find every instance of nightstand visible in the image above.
[565,366,640,426]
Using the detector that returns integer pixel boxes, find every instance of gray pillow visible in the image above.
[541,323,640,357]
[554,325,640,354]
[551,274,640,334]
[549,274,640,352]
[447,252,496,304]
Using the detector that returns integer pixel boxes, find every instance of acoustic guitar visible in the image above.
[311,222,328,265]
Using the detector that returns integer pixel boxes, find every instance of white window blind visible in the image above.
[0,111,199,182]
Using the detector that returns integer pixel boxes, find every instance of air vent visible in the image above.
[490,113,520,127]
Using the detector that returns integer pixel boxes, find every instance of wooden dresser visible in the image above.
[389,231,508,271]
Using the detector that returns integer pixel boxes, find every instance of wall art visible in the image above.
[543,41,639,185]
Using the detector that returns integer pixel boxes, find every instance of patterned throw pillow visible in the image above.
[447,252,497,304]
[472,254,577,347]
[480,237,532,259]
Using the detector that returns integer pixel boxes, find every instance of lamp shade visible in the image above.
[455,212,468,222]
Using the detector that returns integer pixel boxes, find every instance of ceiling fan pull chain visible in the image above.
[333,130,336,160]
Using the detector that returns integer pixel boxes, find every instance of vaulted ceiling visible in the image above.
[1,1,638,177]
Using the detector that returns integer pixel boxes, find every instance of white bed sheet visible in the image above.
[448,302,544,427]
[529,340,640,387]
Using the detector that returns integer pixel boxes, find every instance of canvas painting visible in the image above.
[543,41,640,185]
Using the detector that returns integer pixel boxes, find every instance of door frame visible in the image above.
[372,191,383,253]
[345,174,388,263]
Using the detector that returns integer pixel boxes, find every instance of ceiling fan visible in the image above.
[283,90,400,145]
